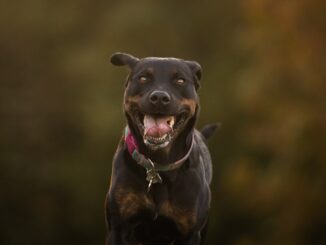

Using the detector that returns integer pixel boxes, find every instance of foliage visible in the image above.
[1,0,325,244]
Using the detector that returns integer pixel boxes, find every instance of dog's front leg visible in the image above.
[174,232,201,245]
[106,229,125,245]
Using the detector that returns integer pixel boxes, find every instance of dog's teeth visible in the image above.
[144,134,169,145]
[168,117,175,127]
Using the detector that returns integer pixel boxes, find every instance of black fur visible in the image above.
[105,52,216,245]
[201,124,219,141]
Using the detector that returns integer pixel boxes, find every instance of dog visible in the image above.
[105,52,217,245]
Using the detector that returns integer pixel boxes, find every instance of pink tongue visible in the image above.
[144,115,172,137]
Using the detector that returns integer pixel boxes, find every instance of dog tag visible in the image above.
[147,179,153,192]
[146,169,162,183]
[146,161,162,192]
[144,159,162,192]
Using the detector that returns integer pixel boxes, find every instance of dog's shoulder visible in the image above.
[193,129,214,184]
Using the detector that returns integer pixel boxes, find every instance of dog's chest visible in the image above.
[115,187,197,235]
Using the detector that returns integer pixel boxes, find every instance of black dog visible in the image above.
[105,52,216,245]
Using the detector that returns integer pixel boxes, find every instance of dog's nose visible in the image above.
[149,90,171,106]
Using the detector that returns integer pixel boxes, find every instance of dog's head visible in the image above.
[111,52,202,151]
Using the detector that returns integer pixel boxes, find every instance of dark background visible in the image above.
[1,0,325,244]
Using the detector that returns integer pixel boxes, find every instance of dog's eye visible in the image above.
[176,78,186,85]
[139,76,148,83]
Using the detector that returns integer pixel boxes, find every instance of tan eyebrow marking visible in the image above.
[180,98,197,115]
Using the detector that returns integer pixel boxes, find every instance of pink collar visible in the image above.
[124,127,139,155]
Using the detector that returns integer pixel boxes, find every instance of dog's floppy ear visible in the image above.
[185,60,202,90]
[110,52,139,69]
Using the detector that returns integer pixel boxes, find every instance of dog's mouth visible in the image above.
[134,111,188,150]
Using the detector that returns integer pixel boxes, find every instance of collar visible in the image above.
[124,126,194,191]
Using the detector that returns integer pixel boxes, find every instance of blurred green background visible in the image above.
[1,0,325,244]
